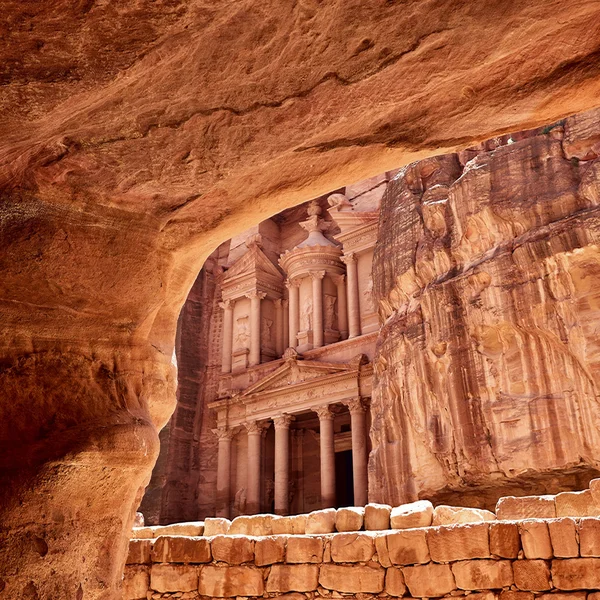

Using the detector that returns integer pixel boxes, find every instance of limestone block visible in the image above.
[319,564,385,593]
[127,539,152,564]
[150,564,198,593]
[123,565,149,600]
[451,559,513,590]
[151,536,211,564]
[578,517,600,556]
[228,514,275,536]
[513,560,551,591]
[330,532,375,562]
[539,594,587,600]
[433,505,496,526]
[364,503,392,530]
[199,565,264,597]
[427,523,490,562]
[255,535,286,566]
[402,563,456,597]
[489,522,520,559]
[266,564,319,592]
[590,478,600,503]
[553,558,600,589]
[204,517,231,537]
[519,520,553,559]
[286,535,323,563]
[133,522,205,539]
[390,500,433,530]
[385,567,407,597]
[375,528,430,567]
[500,591,535,600]
[336,506,364,532]
[556,489,600,517]
[211,535,254,564]
[468,593,498,600]
[305,508,336,534]
[495,496,557,520]
[549,518,579,558]
[272,514,307,535]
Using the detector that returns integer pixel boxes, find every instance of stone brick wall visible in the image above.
[125,482,600,599]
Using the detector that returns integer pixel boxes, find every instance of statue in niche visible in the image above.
[234,315,250,349]
[234,487,247,514]
[261,317,273,347]
[363,279,375,312]
[324,294,337,330]
[301,297,313,331]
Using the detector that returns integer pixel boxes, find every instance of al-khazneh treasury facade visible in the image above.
[141,172,393,523]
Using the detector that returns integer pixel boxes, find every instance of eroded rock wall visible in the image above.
[370,111,600,508]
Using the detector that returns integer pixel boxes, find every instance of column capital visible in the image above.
[313,405,334,421]
[331,274,346,286]
[213,426,235,441]
[285,278,302,289]
[273,298,283,308]
[309,270,326,281]
[344,397,367,414]
[273,414,295,430]
[341,252,357,265]
[245,420,270,434]
[219,298,235,310]
[246,290,267,301]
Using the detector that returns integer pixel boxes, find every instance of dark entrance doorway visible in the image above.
[335,449,353,507]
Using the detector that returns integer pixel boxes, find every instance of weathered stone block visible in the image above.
[513,560,551,591]
[132,522,205,539]
[255,535,286,566]
[319,564,385,593]
[489,521,520,558]
[364,503,392,530]
[556,489,600,517]
[578,517,600,556]
[305,508,336,534]
[451,559,513,590]
[151,564,198,593]
[496,496,556,520]
[553,558,600,589]
[228,514,274,536]
[272,514,307,535]
[199,565,264,597]
[433,505,496,526]
[427,522,490,562]
[211,535,254,564]
[151,536,211,564]
[390,500,433,530]
[336,506,364,532]
[402,563,456,597]
[519,520,553,559]
[538,593,587,600]
[330,532,375,562]
[500,591,534,600]
[127,539,152,564]
[385,567,407,597]
[204,517,231,537]
[286,535,323,563]
[375,528,430,566]
[123,565,149,600]
[266,564,319,592]
[549,518,579,558]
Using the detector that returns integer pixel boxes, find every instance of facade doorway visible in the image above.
[335,449,354,508]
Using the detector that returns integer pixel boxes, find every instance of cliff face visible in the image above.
[370,112,600,508]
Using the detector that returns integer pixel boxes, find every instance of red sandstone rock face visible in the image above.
[370,112,600,508]
[2,2,600,598]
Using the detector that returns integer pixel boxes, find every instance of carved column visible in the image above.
[332,274,348,339]
[245,420,266,514]
[247,291,266,367]
[314,405,336,509]
[282,299,289,350]
[346,398,368,506]
[273,414,294,515]
[274,298,284,357]
[311,270,325,348]
[220,299,235,373]
[291,429,305,514]
[215,426,234,518]
[286,279,300,349]
[342,253,361,338]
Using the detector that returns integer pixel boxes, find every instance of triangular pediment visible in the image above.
[241,356,362,396]
[224,243,282,282]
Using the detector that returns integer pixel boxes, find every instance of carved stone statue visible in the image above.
[363,279,375,312]
[324,294,337,330]
[234,315,250,349]
[301,296,313,331]
[261,317,273,347]
[234,487,247,514]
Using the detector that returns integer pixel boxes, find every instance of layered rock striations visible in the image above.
[371,114,600,508]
